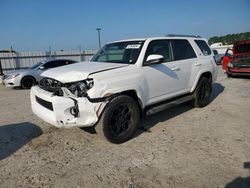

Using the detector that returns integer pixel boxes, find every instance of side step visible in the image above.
[146,95,194,116]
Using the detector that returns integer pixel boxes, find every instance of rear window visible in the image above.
[195,40,211,55]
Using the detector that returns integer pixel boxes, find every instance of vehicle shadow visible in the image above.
[136,103,192,135]
[210,82,225,102]
[134,82,225,138]
[224,162,250,188]
[231,75,250,79]
[0,122,43,160]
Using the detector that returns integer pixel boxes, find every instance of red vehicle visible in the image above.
[222,48,233,69]
[222,40,250,77]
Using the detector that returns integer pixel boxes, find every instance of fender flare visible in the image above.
[190,70,212,93]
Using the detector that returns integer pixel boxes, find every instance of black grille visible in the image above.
[35,96,54,111]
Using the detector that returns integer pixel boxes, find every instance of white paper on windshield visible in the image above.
[126,44,141,49]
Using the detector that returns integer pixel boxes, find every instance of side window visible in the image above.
[63,60,75,65]
[144,40,172,63]
[171,39,197,61]
[43,61,54,69]
[195,40,212,55]
[213,50,218,55]
[43,60,65,69]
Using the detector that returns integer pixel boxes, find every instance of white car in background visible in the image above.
[3,59,77,89]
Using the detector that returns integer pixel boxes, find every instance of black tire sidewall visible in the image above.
[194,77,212,107]
[21,76,35,89]
[99,95,140,144]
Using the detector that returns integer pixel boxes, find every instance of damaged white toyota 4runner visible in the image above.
[30,35,217,143]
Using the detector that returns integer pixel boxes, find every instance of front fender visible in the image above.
[88,83,147,108]
[101,84,147,108]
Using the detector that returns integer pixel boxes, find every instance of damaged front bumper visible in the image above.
[30,86,106,128]
[3,77,21,87]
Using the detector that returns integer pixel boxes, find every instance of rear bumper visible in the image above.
[30,86,105,128]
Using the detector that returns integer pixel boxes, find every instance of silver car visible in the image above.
[3,59,77,89]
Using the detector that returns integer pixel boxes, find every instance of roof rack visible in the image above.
[165,34,202,38]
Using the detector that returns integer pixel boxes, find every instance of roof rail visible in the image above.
[165,34,202,38]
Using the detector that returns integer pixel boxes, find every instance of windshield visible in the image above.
[91,41,144,64]
[29,61,45,69]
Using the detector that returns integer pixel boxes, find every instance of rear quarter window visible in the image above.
[195,40,212,55]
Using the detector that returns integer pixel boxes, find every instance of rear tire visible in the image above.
[21,76,36,89]
[96,95,140,144]
[192,77,212,108]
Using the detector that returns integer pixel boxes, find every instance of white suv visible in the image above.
[30,35,217,143]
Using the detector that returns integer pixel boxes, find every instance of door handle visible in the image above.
[171,66,180,71]
[194,62,201,66]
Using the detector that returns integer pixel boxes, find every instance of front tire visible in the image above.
[192,77,212,108]
[21,76,36,89]
[96,95,140,144]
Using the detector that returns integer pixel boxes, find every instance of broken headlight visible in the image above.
[67,79,94,97]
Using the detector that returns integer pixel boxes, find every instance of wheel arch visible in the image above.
[120,90,144,118]
[20,75,37,88]
[191,71,212,93]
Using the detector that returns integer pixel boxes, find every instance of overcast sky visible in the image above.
[0,0,250,51]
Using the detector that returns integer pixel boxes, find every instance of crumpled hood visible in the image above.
[41,61,128,83]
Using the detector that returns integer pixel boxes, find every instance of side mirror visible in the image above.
[145,54,164,65]
[39,66,45,70]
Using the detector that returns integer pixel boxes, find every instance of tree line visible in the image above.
[208,32,250,45]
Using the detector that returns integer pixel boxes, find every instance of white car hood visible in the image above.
[41,61,128,83]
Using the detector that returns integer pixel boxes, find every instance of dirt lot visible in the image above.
[0,68,249,188]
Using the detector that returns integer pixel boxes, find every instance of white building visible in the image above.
[210,43,233,54]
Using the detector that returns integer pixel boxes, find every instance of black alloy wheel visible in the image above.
[109,104,132,136]
[96,95,140,144]
[21,77,36,89]
[192,77,212,108]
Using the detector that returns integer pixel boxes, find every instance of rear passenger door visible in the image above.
[170,39,197,92]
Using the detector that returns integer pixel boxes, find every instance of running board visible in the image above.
[146,95,194,116]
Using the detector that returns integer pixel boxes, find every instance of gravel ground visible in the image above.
[0,68,250,188]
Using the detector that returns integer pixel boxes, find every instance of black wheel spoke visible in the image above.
[198,81,211,105]
[109,104,133,136]
[22,77,35,89]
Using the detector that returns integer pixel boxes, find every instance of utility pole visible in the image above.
[96,28,102,49]
[49,46,52,59]
[79,45,82,61]
[0,60,3,75]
